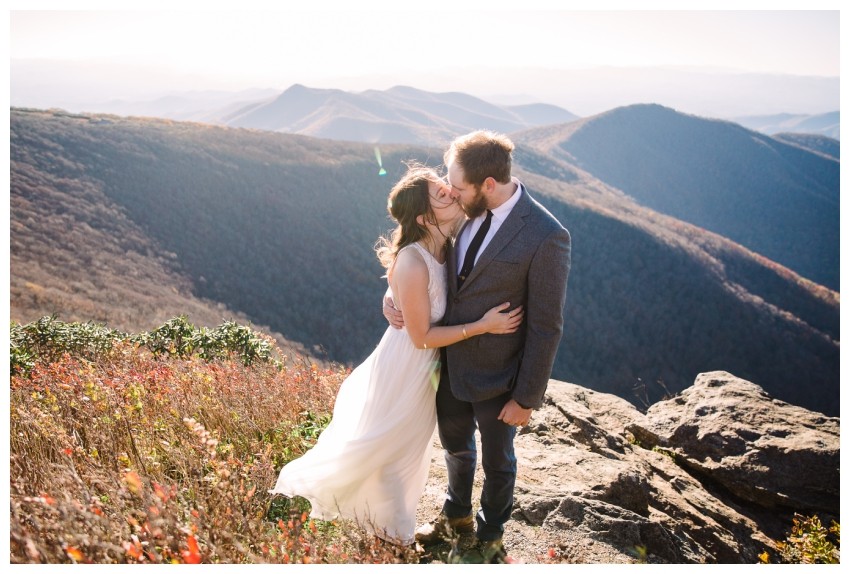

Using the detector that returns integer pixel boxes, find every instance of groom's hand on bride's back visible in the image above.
[383,296,405,329]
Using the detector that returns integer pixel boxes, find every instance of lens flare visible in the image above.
[374,146,387,176]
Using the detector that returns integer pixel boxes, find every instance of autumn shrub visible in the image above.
[9,319,417,564]
[762,514,840,564]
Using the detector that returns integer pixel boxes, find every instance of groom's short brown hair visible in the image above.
[445,130,514,187]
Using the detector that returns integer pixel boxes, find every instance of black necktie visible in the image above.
[458,210,492,288]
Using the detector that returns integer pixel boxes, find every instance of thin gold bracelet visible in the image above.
[462,324,468,339]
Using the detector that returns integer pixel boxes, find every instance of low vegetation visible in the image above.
[8,316,838,564]
[9,316,417,564]
[762,514,841,564]
[11,315,280,376]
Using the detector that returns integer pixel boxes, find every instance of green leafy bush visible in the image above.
[10,315,283,376]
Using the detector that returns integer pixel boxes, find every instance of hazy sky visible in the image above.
[10,4,840,90]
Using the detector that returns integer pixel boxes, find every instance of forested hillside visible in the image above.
[9,134,310,358]
[11,108,427,362]
[515,162,838,411]
[10,108,839,415]
[516,104,840,290]
[773,132,840,161]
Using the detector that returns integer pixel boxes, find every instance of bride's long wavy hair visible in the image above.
[375,164,444,270]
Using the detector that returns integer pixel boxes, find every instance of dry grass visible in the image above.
[9,342,417,564]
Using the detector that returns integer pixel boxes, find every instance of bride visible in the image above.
[269,164,524,545]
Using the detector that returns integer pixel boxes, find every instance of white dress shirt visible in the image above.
[456,177,524,275]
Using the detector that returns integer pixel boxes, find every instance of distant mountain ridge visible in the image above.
[21,78,838,147]
[516,104,840,290]
[732,111,839,139]
[10,109,838,415]
[12,59,838,119]
[219,84,579,145]
[80,88,281,123]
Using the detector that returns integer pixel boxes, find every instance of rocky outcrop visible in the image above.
[417,371,840,564]
[641,371,840,514]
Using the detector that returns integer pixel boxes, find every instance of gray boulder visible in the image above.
[640,371,839,513]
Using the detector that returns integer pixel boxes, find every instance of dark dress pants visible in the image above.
[436,365,517,541]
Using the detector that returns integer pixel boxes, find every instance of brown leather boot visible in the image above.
[414,513,474,545]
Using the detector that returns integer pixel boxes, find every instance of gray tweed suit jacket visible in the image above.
[443,184,571,409]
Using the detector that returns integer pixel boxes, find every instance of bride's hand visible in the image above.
[480,303,524,334]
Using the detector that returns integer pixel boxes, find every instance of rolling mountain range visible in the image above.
[732,111,840,139]
[61,83,837,144]
[113,85,838,291]
[95,88,282,124]
[515,104,840,291]
[218,84,579,145]
[14,58,838,121]
[10,108,839,416]
[138,85,839,290]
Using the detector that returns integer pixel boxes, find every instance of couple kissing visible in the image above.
[270,130,571,563]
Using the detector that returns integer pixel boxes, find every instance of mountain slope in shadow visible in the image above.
[515,104,839,290]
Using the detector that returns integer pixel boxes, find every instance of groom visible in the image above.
[385,130,571,561]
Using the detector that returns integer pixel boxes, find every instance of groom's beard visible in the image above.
[460,187,487,219]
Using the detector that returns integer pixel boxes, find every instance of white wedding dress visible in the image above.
[270,242,446,545]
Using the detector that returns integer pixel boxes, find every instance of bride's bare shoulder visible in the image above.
[390,245,428,285]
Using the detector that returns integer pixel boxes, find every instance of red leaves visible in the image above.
[65,546,86,562]
[152,482,170,502]
[181,534,202,564]
[124,537,144,561]
[22,494,55,505]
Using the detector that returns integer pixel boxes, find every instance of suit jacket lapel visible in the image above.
[458,187,531,291]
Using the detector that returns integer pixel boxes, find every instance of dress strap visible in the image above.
[407,242,428,258]
[409,243,439,271]
[390,243,425,282]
